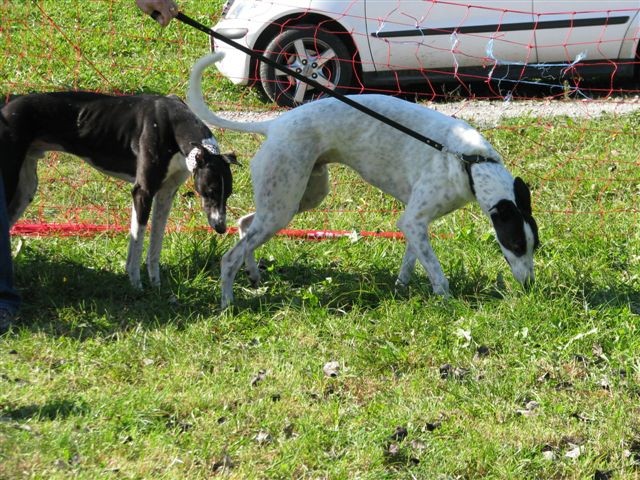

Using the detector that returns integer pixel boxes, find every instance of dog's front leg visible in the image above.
[395,243,417,288]
[147,180,183,287]
[398,220,449,296]
[126,204,145,289]
[126,184,153,289]
[397,202,449,297]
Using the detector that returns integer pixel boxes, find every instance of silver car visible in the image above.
[212,1,640,106]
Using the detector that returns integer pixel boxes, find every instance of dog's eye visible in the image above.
[509,240,526,256]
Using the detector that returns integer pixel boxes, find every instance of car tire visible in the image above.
[259,25,353,107]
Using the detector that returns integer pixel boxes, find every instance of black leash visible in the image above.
[155,11,499,182]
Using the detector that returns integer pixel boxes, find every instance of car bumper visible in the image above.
[211,20,257,86]
[211,32,253,85]
[212,0,302,87]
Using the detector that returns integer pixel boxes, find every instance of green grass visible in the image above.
[1,0,265,106]
[2,2,640,479]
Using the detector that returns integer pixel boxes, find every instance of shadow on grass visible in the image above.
[218,254,523,313]
[12,245,410,337]
[11,243,448,336]
[3,398,88,421]
[580,279,640,311]
[12,240,638,339]
[13,247,218,338]
[229,258,404,313]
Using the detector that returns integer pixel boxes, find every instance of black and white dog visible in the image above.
[188,53,539,308]
[0,91,237,288]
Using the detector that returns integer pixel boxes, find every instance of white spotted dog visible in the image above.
[0,92,238,288]
[188,53,539,308]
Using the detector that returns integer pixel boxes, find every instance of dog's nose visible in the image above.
[213,223,227,234]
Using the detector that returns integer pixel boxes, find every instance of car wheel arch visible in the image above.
[249,14,363,91]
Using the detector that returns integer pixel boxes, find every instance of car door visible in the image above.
[533,1,639,63]
[364,1,536,72]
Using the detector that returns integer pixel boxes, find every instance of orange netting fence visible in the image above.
[2,1,639,240]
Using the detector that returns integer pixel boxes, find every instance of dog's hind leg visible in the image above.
[298,165,330,213]
[239,164,329,287]
[237,166,328,236]
[6,154,38,226]
[221,215,291,308]
[236,212,261,286]
[221,147,317,307]
[238,213,255,240]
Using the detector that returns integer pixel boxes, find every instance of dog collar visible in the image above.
[201,137,220,155]
[186,138,220,172]
[460,154,500,196]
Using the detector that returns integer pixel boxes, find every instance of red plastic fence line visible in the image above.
[10,221,406,241]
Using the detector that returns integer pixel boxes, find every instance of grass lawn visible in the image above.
[2,1,640,479]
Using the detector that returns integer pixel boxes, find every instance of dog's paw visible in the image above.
[220,286,235,310]
[394,278,409,292]
[128,274,143,290]
[244,257,268,287]
[243,268,261,288]
[249,275,261,289]
[220,296,234,310]
[432,281,450,297]
[147,267,161,288]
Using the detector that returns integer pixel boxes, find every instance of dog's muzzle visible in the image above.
[508,259,534,290]
[208,210,227,234]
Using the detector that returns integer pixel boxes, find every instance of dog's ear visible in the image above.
[221,152,240,166]
[513,177,532,216]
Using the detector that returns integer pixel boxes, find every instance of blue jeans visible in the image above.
[0,176,20,314]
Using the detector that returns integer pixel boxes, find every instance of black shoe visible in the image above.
[0,308,15,335]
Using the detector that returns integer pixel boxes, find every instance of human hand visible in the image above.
[135,0,179,27]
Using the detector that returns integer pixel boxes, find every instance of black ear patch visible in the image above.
[490,178,539,256]
[221,152,240,166]
[513,177,532,216]
[513,177,540,250]
[490,200,528,256]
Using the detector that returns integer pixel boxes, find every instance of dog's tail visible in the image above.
[187,52,270,136]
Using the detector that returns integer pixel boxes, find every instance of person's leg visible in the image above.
[0,175,21,333]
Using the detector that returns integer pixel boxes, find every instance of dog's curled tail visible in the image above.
[187,52,270,136]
